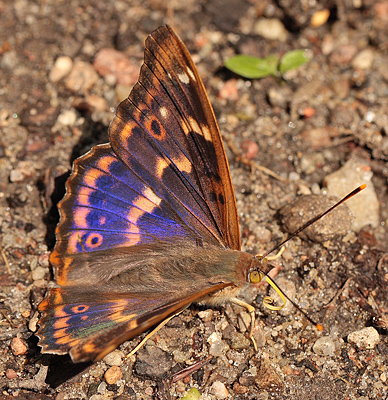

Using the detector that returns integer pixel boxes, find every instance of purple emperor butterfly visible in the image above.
[37,25,287,363]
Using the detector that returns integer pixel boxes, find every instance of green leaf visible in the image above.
[279,49,312,75]
[225,55,279,79]
[181,388,201,400]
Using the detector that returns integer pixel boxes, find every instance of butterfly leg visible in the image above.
[230,297,258,351]
[127,311,183,357]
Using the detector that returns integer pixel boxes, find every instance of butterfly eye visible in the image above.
[249,270,263,284]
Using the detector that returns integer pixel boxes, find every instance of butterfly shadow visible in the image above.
[44,354,92,388]
[25,334,92,389]
[42,119,109,250]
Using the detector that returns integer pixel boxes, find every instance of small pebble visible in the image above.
[208,332,227,356]
[237,311,251,333]
[144,386,153,395]
[324,159,379,231]
[310,9,330,28]
[351,48,374,70]
[218,79,239,101]
[6,369,17,379]
[56,109,77,127]
[252,325,266,349]
[241,139,259,160]
[197,309,213,321]
[28,311,39,332]
[102,350,124,366]
[211,381,229,399]
[38,253,50,268]
[84,94,108,112]
[49,56,73,82]
[89,395,105,400]
[331,76,350,99]
[255,226,272,243]
[104,365,122,384]
[374,1,388,20]
[175,380,186,393]
[329,44,358,65]
[233,381,248,394]
[65,61,99,93]
[9,161,36,183]
[93,48,139,86]
[134,346,174,378]
[209,339,225,357]
[115,84,133,102]
[267,86,290,108]
[254,18,288,41]
[31,266,46,281]
[312,336,336,356]
[11,337,28,356]
[301,126,337,150]
[230,331,251,350]
[347,327,380,349]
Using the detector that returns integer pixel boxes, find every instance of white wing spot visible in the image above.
[186,67,196,82]
[178,71,190,84]
[160,106,168,119]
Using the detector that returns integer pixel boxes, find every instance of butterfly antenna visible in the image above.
[258,184,366,330]
[261,184,366,260]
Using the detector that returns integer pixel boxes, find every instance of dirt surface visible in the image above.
[1,1,388,399]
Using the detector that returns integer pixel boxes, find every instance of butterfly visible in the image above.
[37,25,285,363]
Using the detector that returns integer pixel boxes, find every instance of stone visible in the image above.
[348,327,380,349]
[324,159,379,231]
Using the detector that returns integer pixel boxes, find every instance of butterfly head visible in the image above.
[246,255,274,285]
[246,255,287,312]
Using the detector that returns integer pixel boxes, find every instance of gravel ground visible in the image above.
[1,1,388,399]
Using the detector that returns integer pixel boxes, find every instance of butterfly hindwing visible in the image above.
[39,241,244,362]
[38,286,231,362]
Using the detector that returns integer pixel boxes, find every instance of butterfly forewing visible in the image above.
[110,25,240,250]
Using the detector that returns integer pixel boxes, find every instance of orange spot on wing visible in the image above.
[56,334,80,347]
[57,258,72,286]
[126,188,162,225]
[73,207,90,229]
[116,110,134,142]
[77,187,94,206]
[82,169,100,188]
[154,157,169,179]
[154,153,192,179]
[96,155,117,172]
[53,313,70,328]
[67,231,86,253]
